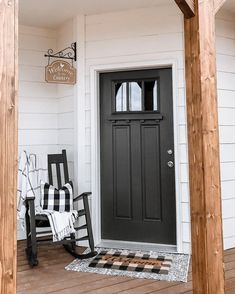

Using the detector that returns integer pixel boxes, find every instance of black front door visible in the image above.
[100,68,176,245]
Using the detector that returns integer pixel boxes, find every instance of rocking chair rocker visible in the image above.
[25,149,97,266]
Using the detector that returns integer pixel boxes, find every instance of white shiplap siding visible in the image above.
[18,26,59,239]
[57,19,75,183]
[18,25,59,158]
[83,5,235,252]
[18,24,76,239]
[216,10,235,250]
[17,6,235,251]
[84,3,191,252]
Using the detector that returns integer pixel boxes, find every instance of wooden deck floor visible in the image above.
[17,241,235,294]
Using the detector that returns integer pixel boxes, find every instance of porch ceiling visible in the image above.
[19,0,171,29]
[223,1,235,12]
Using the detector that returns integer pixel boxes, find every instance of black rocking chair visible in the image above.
[25,149,97,266]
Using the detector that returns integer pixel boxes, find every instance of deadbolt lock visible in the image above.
[167,149,173,155]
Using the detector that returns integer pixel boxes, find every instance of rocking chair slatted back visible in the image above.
[48,150,69,189]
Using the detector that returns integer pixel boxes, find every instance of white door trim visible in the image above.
[90,58,184,253]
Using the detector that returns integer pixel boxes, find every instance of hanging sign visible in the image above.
[45,60,76,85]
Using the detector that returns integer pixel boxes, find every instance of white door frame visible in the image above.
[90,58,184,252]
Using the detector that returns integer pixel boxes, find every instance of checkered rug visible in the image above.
[65,247,190,282]
[89,250,172,275]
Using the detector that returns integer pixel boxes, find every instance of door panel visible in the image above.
[141,125,161,221]
[113,125,132,219]
[100,68,176,245]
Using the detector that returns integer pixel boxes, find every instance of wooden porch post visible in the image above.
[0,0,18,293]
[174,0,225,293]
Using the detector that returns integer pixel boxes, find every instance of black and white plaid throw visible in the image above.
[41,181,73,212]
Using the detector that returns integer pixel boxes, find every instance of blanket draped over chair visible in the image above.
[17,151,78,241]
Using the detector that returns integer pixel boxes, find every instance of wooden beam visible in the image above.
[174,0,195,18]
[184,0,225,293]
[214,0,227,14]
[0,0,18,293]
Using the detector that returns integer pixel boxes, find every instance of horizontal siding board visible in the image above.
[219,108,235,125]
[85,51,185,72]
[86,13,182,42]
[216,19,235,39]
[86,33,184,59]
[19,50,48,67]
[222,198,235,219]
[19,66,45,83]
[221,180,235,199]
[58,112,74,129]
[19,34,56,51]
[19,130,59,146]
[86,5,180,26]
[221,162,235,181]
[217,72,235,90]
[19,25,57,38]
[223,218,235,238]
[18,145,60,156]
[58,96,74,113]
[216,36,235,56]
[216,54,235,73]
[224,236,235,250]
[220,126,235,143]
[58,129,74,145]
[19,113,58,130]
[19,81,57,98]
[218,90,235,108]
[57,84,74,96]
[19,97,58,114]
[220,144,235,162]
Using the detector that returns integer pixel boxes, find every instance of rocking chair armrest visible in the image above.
[25,196,35,202]
[25,196,36,219]
[73,192,92,202]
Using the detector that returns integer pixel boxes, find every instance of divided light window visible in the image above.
[115,80,159,112]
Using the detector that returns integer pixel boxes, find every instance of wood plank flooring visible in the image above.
[17,241,235,293]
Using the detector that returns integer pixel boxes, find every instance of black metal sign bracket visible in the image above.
[45,42,77,64]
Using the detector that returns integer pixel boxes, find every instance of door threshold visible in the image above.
[97,239,177,253]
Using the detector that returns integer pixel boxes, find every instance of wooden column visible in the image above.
[176,0,225,293]
[0,0,18,293]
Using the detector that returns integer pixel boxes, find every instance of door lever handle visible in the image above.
[167,161,174,168]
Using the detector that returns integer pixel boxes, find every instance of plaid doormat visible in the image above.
[66,248,190,282]
[89,250,172,275]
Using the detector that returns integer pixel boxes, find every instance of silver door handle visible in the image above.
[167,161,174,168]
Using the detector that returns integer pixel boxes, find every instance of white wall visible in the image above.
[82,3,190,252]
[19,26,58,158]
[57,19,76,184]
[18,26,59,239]
[18,24,76,239]
[18,5,235,252]
[216,10,235,250]
[78,4,235,252]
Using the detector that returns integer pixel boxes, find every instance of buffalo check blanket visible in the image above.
[89,250,172,275]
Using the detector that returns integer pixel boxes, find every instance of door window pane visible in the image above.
[144,80,158,111]
[115,80,158,112]
[115,82,127,112]
[129,82,142,111]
